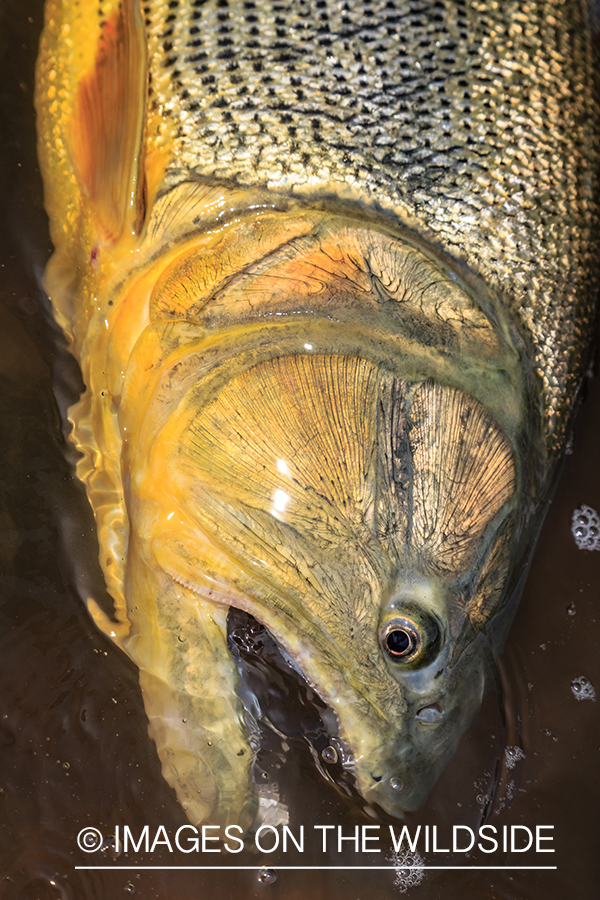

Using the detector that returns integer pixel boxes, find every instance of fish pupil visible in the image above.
[386,628,414,656]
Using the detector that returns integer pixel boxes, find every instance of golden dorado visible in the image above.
[35,0,599,828]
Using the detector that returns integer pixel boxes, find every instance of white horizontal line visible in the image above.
[75,866,558,871]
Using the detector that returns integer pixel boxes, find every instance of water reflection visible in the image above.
[0,1,599,898]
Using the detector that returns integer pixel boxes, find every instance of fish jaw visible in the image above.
[120,539,258,829]
[248,574,490,820]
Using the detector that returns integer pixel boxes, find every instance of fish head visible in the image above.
[112,213,531,821]
[139,326,519,818]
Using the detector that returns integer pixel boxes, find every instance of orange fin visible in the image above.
[70,0,147,244]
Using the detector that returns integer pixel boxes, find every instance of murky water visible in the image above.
[1,2,599,898]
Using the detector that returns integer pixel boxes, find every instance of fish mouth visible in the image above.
[223,602,488,820]
[225,606,361,796]
[223,604,472,817]
[156,532,495,820]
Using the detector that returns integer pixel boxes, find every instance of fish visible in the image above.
[34,0,599,829]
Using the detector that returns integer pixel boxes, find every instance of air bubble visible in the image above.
[389,776,403,792]
[571,676,596,701]
[388,848,425,893]
[178,635,186,643]
[504,746,525,770]
[124,882,135,893]
[258,868,277,884]
[571,505,600,550]
[100,834,121,859]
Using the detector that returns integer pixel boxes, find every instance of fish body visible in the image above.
[35,0,599,826]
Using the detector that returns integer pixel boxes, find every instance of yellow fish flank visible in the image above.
[35,0,598,827]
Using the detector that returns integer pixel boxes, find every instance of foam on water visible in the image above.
[388,849,425,894]
[504,746,526,770]
[571,505,600,550]
[571,676,596,701]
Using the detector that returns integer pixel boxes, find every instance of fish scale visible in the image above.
[142,0,599,443]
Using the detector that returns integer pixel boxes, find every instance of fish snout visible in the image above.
[354,642,487,818]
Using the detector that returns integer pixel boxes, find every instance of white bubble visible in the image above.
[505,746,525,769]
[571,505,600,550]
[571,676,596,701]
[388,848,425,893]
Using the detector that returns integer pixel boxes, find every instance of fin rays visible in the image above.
[70,0,148,243]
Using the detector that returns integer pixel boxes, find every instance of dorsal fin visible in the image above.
[70,0,147,244]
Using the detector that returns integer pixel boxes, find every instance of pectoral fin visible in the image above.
[70,0,147,244]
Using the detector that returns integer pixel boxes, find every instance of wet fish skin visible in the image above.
[133,0,598,443]
[34,0,598,826]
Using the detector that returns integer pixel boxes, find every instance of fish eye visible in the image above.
[383,620,420,659]
[379,610,442,669]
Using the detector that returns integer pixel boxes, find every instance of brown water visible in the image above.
[0,2,599,898]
